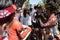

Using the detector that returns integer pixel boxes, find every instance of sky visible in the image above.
[29,0,43,5]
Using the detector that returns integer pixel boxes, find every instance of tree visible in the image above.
[15,0,26,7]
[43,0,46,3]
[30,4,32,8]
[23,0,32,8]
[57,0,60,4]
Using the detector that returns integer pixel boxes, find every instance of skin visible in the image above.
[12,5,17,10]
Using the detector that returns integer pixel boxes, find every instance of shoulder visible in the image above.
[11,17,23,30]
[12,17,23,27]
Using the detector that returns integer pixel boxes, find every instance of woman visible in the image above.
[32,5,43,40]
[40,3,59,40]
[22,8,32,26]
[15,8,22,21]
[0,0,31,40]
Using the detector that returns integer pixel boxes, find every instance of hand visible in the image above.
[39,19,46,28]
[41,24,44,27]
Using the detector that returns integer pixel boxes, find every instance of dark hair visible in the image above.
[37,5,42,9]
[23,8,29,17]
[0,0,15,25]
[30,8,32,11]
[0,13,15,25]
[26,12,30,16]
[0,0,14,10]
[34,6,37,9]
[45,3,57,13]
[16,8,21,13]
[46,0,56,3]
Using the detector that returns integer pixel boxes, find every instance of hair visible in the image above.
[45,3,57,13]
[0,0,14,10]
[37,5,42,9]
[23,8,29,17]
[16,8,21,13]
[30,8,32,12]
[46,0,56,3]
[34,6,37,9]
[44,3,57,23]
[26,11,30,16]
[0,0,15,25]
[0,13,15,25]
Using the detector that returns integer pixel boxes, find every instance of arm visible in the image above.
[40,14,56,27]
[20,27,31,39]
[40,19,55,27]
[15,21,31,39]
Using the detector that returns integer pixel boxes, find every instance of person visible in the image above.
[0,0,31,40]
[40,3,59,40]
[30,7,37,40]
[22,8,32,26]
[0,0,16,40]
[21,8,28,25]
[46,0,56,3]
[32,5,44,40]
[20,8,32,40]
[27,12,32,27]
[15,8,22,21]
[30,6,37,22]
[29,8,33,13]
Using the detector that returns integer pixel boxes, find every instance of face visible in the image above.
[37,8,42,13]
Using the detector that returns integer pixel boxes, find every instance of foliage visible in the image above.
[24,0,32,8]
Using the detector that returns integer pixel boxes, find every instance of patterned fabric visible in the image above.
[40,14,56,27]
[0,10,11,18]
[44,14,57,26]
[4,5,15,13]
[40,14,59,35]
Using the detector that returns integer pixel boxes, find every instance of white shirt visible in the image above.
[27,16,32,25]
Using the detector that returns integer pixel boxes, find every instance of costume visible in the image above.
[1,5,31,40]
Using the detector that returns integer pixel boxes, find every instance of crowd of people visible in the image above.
[0,0,60,40]
[15,3,60,40]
